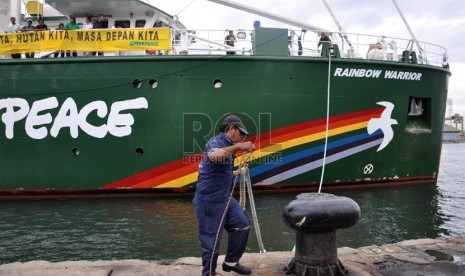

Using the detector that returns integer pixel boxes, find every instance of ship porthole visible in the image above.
[149,79,158,89]
[213,79,223,89]
[132,78,142,88]
[72,147,80,156]
[136,147,144,155]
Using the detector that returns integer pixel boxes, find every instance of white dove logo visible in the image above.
[367,101,398,152]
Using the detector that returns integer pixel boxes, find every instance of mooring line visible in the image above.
[318,50,332,193]
[241,167,266,253]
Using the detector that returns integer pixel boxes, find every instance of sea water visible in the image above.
[1,143,464,264]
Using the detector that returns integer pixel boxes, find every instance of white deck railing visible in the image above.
[0,28,448,68]
[171,29,448,68]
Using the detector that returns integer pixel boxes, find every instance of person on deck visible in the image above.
[54,23,66,58]
[35,18,48,31]
[8,17,21,59]
[224,30,236,55]
[64,15,80,30]
[193,115,254,276]
[21,19,36,58]
[64,16,79,57]
[92,13,106,56]
[82,16,93,56]
[318,32,332,56]
[82,16,93,30]
[318,32,331,47]
[21,19,35,32]
[317,32,331,56]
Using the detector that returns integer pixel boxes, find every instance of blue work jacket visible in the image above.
[194,132,235,203]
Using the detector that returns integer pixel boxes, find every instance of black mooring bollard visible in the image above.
[282,193,360,276]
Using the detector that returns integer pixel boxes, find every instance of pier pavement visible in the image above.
[1,235,464,275]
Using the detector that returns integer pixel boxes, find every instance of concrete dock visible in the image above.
[1,235,464,275]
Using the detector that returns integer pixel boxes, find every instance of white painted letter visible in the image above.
[51,97,79,138]
[334,68,342,76]
[78,101,108,138]
[0,98,30,139]
[107,97,148,137]
[25,97,59,139]
[372,70,382,78]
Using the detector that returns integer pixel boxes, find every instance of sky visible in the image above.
[148,0,465,118]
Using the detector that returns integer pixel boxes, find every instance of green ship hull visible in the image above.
[0,0,451,198]
[0,55,450,198]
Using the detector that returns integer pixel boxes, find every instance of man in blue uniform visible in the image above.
[193,115,254,276]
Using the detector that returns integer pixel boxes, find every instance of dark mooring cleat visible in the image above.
[222,263,251,275]
[282,193,360,276]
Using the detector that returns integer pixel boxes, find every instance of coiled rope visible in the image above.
[239,166,266,253]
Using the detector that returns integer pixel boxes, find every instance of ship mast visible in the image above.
[206,0,330,33]
[320,0,353,51]
[391,0,425,60]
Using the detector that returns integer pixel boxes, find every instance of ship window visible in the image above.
[406,96,431,134]
[136,147,144,155]
[136,20,146,28]
[237,31,246,39]
[153,20,164,27]
[115,20,130,28]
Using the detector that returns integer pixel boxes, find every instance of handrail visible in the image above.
[172,29,448,68]
[0,28,448,68]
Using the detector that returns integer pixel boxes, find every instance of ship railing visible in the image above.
[0,28,448,68]
[333,31,448,68]
[171,29,448,68]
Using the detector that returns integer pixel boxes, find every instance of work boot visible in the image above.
[222,263,251,275]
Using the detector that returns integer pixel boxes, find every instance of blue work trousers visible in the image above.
[194,197,250,276]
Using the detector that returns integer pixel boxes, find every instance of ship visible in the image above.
[0,0,451,199]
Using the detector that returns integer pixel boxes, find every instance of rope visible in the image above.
[239,171,246,210]
[241,167,266,253]
[318,49,332,193]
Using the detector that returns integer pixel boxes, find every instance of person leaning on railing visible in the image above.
[318,32,332,56]
[82,16,93,56]
[7,16,21,59]
[92,13,106,56]
[224,30,236,55]
[64,16,79,57]
[21,19,36,58]
[35,18,48,31]
[53,23,66,58]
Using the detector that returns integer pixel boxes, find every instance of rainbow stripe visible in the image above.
[102,107,384,189]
